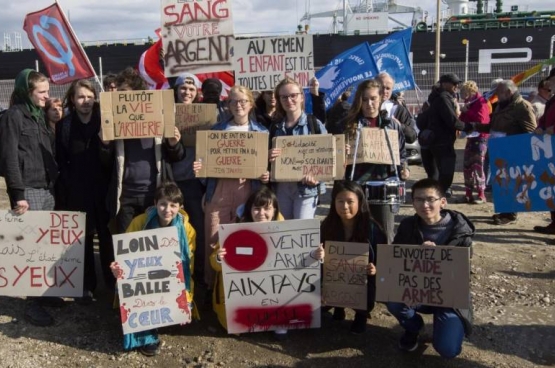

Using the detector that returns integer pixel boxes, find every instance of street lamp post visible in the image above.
[434,0,441,82]
[462,39,469,81]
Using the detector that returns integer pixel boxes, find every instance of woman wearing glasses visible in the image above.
[387,178,474,359]
[269,77,327,219]
[193,85,269,296]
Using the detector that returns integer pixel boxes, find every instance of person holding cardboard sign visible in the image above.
[269,77,327,220]
[340,79,408,244]
[110,182,197,357]
[192,85,269,301]
[386,178,474,359]
[100,67,184,235]
[320,181,386,334]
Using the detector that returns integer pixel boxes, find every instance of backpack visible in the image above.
[415,106,435,147]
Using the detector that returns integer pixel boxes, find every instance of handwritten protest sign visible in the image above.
[219,219,321,334]
[161,0,234,76]
[232,35,314,91]
[376,244,470,309]
[195,131,269,179]
[489,134,555,213]
[113,226,192,334]
[0,211,85,297]
[335,134,346,179]
[100,90,175,141]
[271,134,337,181]
[175,103,218,147]
[322,241,368,310]
[346,128,400,165]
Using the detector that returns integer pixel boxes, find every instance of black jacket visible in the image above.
[392,103,417,144]
[427,88,465,146]
[394,209,475,336]
[0,104,58,202]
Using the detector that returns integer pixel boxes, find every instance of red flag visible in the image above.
[23,3,95,84]
[138,39,169,90]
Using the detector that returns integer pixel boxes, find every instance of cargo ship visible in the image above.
[0,0,553,83]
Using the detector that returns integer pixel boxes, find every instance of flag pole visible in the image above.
[54,0,104,91]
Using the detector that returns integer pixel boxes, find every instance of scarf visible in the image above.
[143,207,192,293]
[12,69,44,123]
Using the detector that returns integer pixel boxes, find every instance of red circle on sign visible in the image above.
[223,230,268,271]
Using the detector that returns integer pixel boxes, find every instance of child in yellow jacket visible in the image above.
[111,182,196,356]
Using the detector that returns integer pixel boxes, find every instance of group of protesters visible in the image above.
[418,68,555,241]
[1,64,500,360]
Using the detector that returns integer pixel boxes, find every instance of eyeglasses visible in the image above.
[228,99,249,106]
[279,93,302,102]
[412,197,442,205]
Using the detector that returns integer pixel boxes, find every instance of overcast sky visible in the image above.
[1,0,552,49]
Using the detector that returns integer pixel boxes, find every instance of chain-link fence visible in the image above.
[1,60,551,110]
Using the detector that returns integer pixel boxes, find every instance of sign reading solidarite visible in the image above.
[175,103,218,147]
[0,211,85,297]
[100,90,176,141]
[113,227,192,334]
[232,35,314,91]
[271,134,338,182]
[346,128,400,165]
[161,0,234,76]
[376,244,470,309]
[322,241,369,310]
[489,134,555,213]
[219,219,321,334]
[195,131,269,179]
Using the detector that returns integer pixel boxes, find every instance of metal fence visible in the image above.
[0,60,551,110]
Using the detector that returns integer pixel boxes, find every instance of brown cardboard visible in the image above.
[334,134,346,180]
[322,241,369,310]
[346,127,400,165]
[100,89,175,141]
[175,103,218,147]
[375,244,470,309]
[271,134,337,182]
[195,131,270,179]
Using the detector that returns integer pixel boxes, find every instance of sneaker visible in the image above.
[40,297,65,308]
[445,188,453,198]
[493,214,517,225]
[24,300,54,326]
[139,342,160,357]
[546,238,555,245]
[398,330,419,352]
[350,313,367,334]
[75,290,95,305]
[333,308,346,321]
[274,329,288,341]
[533,223,555,234]
[471,197,487,204]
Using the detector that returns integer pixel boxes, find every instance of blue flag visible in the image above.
[305,42,378,113]
[370,27,416,92]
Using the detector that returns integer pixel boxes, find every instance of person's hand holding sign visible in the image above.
[167,127,181,147]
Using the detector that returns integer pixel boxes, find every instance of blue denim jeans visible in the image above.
[275,182,318,219]
[386,302,465,359]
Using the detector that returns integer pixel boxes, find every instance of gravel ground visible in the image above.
[0,140,554,368]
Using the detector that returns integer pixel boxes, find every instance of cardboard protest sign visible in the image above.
[322,241,369,310]
[232,35,314,91]
[335,134,346,180]
[346,128,400,165]
[489,134,555,213]
[113,226,192,334]
[161,0,234,76]
[100,90,175,141]
[376,244,470,309]
[271,134,337,182]
[195,131,269,179]
[0,211,85,297]
[219,219,321,334]
[175,103,218,147]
